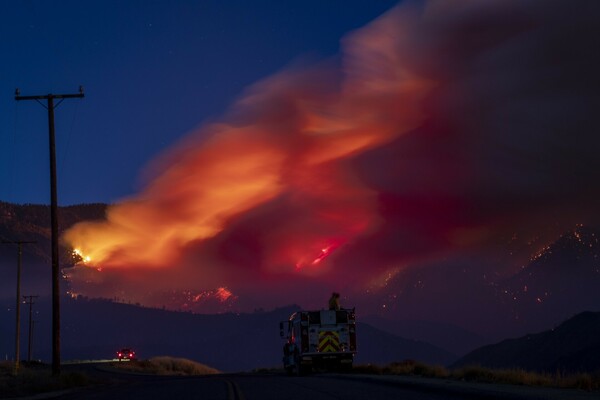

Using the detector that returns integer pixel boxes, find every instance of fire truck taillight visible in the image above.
[301,328,309,353]
[349,325,357,352]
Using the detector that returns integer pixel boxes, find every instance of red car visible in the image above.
[117,348,136,361]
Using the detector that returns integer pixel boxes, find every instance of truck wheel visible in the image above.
[340,363,353,373]
[293,354,307,376]
[295,364,307,376]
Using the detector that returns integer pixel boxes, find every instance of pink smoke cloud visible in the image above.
[64,0,600,313]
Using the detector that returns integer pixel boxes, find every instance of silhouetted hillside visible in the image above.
[0,201,107,296]
[499,226,600,334]
[366,225,600,351]
[361,315,487,356]
[453,311,600,373]
[0,201,107,242]
[355,322,456,366]
[0,296,455,371]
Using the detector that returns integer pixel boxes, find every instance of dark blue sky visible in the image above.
[0,0,399,205]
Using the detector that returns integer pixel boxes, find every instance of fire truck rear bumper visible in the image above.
[299,352,355,365]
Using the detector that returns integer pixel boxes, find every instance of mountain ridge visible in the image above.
[453,310,600,373]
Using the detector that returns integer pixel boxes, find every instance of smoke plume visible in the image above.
[64,0,600,313]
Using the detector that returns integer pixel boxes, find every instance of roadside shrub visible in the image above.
[252,367,283,374]
[352,364,384,375]
[560,372,595,391]
[354,361,600,391]
[413,362,448,378]
[382,360,449,378]
[60,371,90,387]
[111,356,219,376]
[452,365,495,382]
[0,362,90,398]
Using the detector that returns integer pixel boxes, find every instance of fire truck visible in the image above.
[280,308,357,375]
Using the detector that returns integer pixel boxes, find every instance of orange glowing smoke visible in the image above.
[63,4,433,271]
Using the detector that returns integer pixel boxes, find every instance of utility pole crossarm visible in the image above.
[16,93,84,101]
[15,87,84,101]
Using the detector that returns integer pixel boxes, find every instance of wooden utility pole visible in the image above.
[22,295,39,362]
[1,240,36,375]
[15,87,84,376]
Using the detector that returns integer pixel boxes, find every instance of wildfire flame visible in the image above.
[72,248,92,265]
[312,245,336,265]
[295,243,341,270]
[191,287,234,303]
[63,4,432,273]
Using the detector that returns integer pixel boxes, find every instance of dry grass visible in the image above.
[353,360,449,378]
[0,361,90,398]
[451,365,600,391]
[353,360,600,391]
[252,366,284,374]
[110,356,220,376]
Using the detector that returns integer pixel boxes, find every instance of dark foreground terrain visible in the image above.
[39,363,598,400]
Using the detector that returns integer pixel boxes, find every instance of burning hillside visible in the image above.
[63,0,600,314]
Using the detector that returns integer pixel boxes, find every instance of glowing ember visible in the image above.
[215,287,233,302]
[190,287,235,303]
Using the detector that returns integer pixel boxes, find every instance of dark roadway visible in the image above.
[57,373,467,400]
[53,364,598,400]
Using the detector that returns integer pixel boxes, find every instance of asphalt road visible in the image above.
[57,373,470,400]
[52,364,598,400]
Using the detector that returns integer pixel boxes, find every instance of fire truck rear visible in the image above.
[280,308,357,375]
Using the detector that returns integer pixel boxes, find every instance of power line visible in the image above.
[1,240,36,375]
[59,98,81,172]
[22,295,39,363]
[8,102,19,202]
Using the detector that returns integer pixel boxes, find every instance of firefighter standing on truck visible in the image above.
[328,292,340,310]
